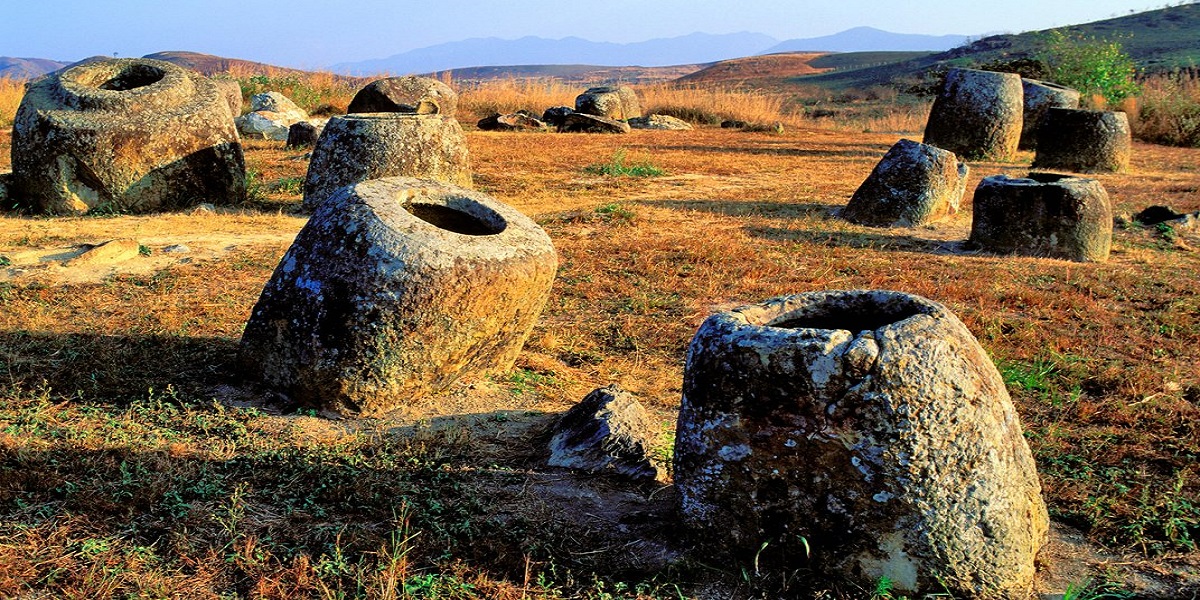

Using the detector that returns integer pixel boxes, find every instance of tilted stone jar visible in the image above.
[239,177,557,416]
[923,68,1024,161]
[675,290,1048,598]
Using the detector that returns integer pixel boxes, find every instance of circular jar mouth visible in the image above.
[403,202,505,236]
[765,292,930,332]
[81,64,167,91]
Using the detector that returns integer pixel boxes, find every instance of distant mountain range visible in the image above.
[764,27,971,54]
[0,56,68,78]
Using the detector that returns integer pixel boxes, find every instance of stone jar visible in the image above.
[1032,108,1131,173]
[842,139,968,227]
[347,76,458,116]
[1019,79,1081,150]
[11,57,246,214]
[923,68,1024,161]
[675,290,1048,598]
[575,86,642,120]
[238,177,558,417]
[970,172,1113,262]
[302,113,472,210]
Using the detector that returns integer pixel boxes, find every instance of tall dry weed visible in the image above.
[457,78,578,120]
[1135,71,1200,147]
[0,77,26,128]
[641,84,797,126]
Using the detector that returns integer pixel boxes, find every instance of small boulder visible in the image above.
[558,112,630,134]
[476,112,548,131]
[1033,108,1131,173]
[575,86,641,120]
[541,106,574,128]
[1134,205,1184,225]
[250,91,304,115]
[286,121,322,148]
[923,68,1024,161]
[842,139,968,227]
[1020,79,1080,150]
[970,172,1113,262]
[547,385,662,482]
[347,76,457,116]
[627,114,693,130]
[235,92,309,141]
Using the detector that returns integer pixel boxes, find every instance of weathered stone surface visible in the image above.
[1033,108,1131,173]
[476,112,547,131]
[970,172,1112,262]
[575,86,642,120]
[547,385,661,482]
[541,106,574,128]
[1019,79,1080,150]
[250,91,303,115]
[627,114,693,130]
[923,68,1024,161]
[212,78,243,117]
[67,238,142,266]
[0,172,11,209]
[347,76,458,116]
[286,121,322,148]
[303,113,472,211]
[842,139,968,227]
[234,92,309,140]
[239,177,558,416]
[557,112,631,134]
[675,290,1048,597]
[11,58,246,214]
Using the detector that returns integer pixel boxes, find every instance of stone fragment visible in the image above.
[557,112,631,134]
[627,114,694,130]
[1134,205,1184,225]
[970,172,1112,262]
[302,113,472,211]
[11,58,246,214]
[923,68,1024,161]
[212,77,243,117]
[238,177,558,416]
[66,239,142,266]
[347,76,458,116]
[286,121,321,148]
[842,139,968,227]
[675,290,1048,597]
[1019,79,1080,150]
[476,112,548,131]
[250,91,303,114]
[575,86,642,120]
[541,106,574,128]
[1033,108,1131,173]
[547,385,662,482]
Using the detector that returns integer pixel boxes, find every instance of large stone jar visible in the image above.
[347,76,458,116]
[11,57,246,214]
[575,86,642,120]
[923,68,1024,161]
[302,113,472,210]
[675,290,1048,598]
[1019,79,1081,150]
[842,139,968,227]
[1032,108,1131,173]
[970,172,1113,262]
[239,177,557,416]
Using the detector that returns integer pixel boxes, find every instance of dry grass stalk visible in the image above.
[0,77,26,129]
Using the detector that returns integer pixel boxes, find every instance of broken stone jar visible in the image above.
[970,172,1113,262]
[674,290,1048,598]
[238,176,557,416]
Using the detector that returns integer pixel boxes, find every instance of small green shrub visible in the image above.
[1036,30,1140,106]
[584,149,665,177]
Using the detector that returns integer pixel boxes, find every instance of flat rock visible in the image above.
[547,385,662,482]
[66,239,142,266]
[627,114,693,130]
[557,112,630,134]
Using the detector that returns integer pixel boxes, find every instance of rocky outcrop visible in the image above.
[238,177,558,416]
[302,113,472,210]
[842,139,968,227]
[11,57,246,214]
[235,92,310,141]
[970,172,1112,262]
[347,76,458,116]
[547,385,662,482]
[923,68,1023,161]
[476,111,547,131]
[1019,79,1080,150]
[1032,108,1131,173]
[557,112,631,134]
[575,86,641,120]
[627,114,693,130]
[675,290,1048,598]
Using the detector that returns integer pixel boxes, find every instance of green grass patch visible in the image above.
[584,149,665,178]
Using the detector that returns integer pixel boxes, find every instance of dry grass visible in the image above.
[2,92,1200,596]
[1135,71,1200,147]
[0,77,26,129]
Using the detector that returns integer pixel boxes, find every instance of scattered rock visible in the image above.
[1033,108,1131,173]
[162,244,191,253]
[286,121,322,148]
[11,58,246,215]
[238,177,558,416]
[250,91,303,115]
[476,112,548,131]
[302,113,472,211]
[627,114,693,130]
[557,112,631,134]
[546,385,662,482]
[575,86,641,120]
[234,92,310,141]
[347,76,457,116]
[842,139,968,227]
[66,239,142,266]
[1020,79,1080,150]
[923,67,1023,161]
[1134,205,1184,225]
[675,290,1048,597]
[212,78,243,118]
[541,106,574,128]
[720,120,747,129]
[970,172,1112,262]
[189,203,216,215]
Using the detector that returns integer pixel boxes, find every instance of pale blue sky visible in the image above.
[1,0,1174,68]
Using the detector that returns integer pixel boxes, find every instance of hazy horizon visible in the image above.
[2,0,1175,69]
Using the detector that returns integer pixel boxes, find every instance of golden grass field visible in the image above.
[0,74,1198,597]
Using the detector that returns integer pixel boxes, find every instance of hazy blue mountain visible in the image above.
[331,32,778,75]
[0,56,68,78]
[764,26,971,53]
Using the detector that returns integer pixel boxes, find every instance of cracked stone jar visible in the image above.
[674,290,1047,598]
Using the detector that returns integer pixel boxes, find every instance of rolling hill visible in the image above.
[764,26,970,54]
